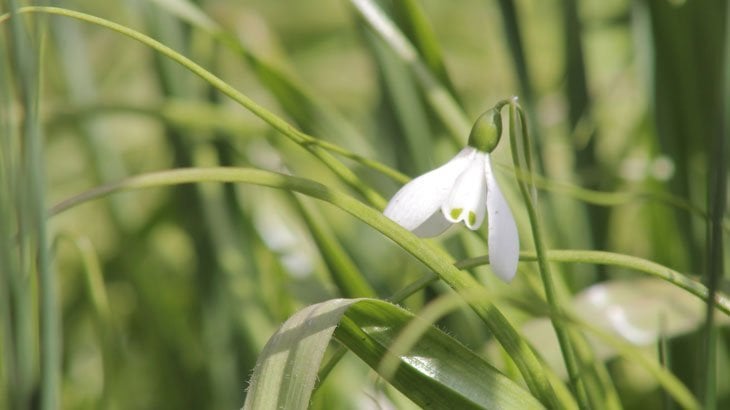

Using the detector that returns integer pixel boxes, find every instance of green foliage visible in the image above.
[1,0,728,409]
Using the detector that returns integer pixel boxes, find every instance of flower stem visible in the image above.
[507,100,591,409]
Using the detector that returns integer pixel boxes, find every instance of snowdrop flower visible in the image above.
[384,109,520,282]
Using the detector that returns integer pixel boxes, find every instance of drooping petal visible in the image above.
[484,155,520,282]
[384,148,475,237]
[441,151,487,230]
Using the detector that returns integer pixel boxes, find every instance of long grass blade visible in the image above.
[48,166,573,408]
[1,6,386,208]
[4,3,60,408]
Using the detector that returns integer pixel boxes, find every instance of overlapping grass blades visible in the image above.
[2,0,727,408]
[245,298,545,410]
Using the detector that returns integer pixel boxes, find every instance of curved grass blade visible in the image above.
[49,97,729,234]
[242,299,353,410]
[145,0,376,158]
[1,6,386,208]
[236,46,374,157]
[49,167,571,409]
[456,249,730,316]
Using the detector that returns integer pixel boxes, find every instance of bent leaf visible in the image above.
[243,298,544,410]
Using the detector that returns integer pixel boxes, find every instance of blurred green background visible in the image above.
[1,0,728,408]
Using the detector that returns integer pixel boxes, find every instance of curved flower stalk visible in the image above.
[384,109,520,281]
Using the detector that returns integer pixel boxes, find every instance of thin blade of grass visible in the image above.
[700,1,729,406]
[457,249,730,316]
[350,0,470,145]
[292,194,377,298]
[6,7,388,210]
[362,25,433,174]
[494,0,532,103]
[48,3,133,228]
[4,3,60,409]
[140,0,380,179]
[390,0,460,100]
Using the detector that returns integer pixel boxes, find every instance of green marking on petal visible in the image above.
[450,208,463,220]
[468,211,476,226]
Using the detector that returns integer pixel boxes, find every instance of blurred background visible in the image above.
[1,0,728,408]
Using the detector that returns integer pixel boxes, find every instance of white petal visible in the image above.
[384,148,475,237]
[412,211,453,237]
[485,155,520,282]
[441,152,487,230]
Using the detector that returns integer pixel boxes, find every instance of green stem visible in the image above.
[507,101,589,408]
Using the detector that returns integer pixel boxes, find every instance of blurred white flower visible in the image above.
[383,146,520,282]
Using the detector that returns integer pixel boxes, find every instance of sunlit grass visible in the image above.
[1,0,727,409]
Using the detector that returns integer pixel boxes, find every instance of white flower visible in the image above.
[383,146,520,282]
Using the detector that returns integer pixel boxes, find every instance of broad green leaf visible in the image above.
[242,299,354,410]
[244,298,545,410]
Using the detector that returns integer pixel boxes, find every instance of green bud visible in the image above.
[467,108,502,152]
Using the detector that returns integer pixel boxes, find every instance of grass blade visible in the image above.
[292,195,377,298]
[391,0,460,100]
[4,3,60,408]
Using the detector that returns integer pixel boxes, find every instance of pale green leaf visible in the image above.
[244,298,545,410]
